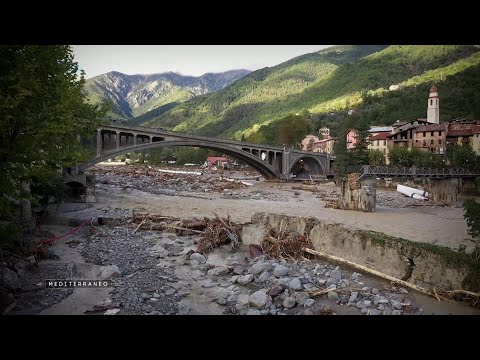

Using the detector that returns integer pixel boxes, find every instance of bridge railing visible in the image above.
[358,165,480,179]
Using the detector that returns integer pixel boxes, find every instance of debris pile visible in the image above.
[261,229,313,260]
[198,216,242,253]
[89,165,252,194]
[128,212,242,254]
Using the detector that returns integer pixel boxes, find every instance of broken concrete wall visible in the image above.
[427,178,458,205]
[242,212,470,291]
[339,173,376,212]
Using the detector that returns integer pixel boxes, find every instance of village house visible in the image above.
[368,132,390,163]
[412,124,447,154]
[346,129,359,150]
[368,126,393,136]
[313,137,336,154]
[447,120,480,154]
[301,134,321,151]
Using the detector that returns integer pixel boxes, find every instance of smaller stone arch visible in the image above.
[65,181,86,202]
[288,156,326,179]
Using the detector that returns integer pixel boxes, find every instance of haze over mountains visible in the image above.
[84,69,251,121]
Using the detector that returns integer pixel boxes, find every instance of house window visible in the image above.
[377,140,379,146]
[439,131,442,136]
[423,140,426,146]
[431,139,434,145]
[383,140,386,146]
[431,131,434,136]
[439,139,442,144]
[430,99,433,105]
[415,140,418,143]
[423,132,426,137]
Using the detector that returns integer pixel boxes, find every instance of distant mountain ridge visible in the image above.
[84,69,251,120]
[142,45,480,143]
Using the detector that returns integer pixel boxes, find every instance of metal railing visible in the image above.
[358,165,480,180]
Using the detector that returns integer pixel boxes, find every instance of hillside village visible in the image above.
[301,86,480,164]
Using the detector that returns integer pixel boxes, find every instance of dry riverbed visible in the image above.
[3,165,478,315]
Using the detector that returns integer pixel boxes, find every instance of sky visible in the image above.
[72,45,334,79]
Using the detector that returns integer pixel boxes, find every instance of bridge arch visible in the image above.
[78,140,282,179]
[287,155,326,178]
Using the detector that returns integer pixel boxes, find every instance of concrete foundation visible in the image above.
[427,178,458,205]
[340,173,376,212]
[241,212,472,291]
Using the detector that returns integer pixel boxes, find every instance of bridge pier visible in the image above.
[339,173,376,212]
[427,178,458,205]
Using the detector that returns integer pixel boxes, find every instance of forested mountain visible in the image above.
[83,69,251,120]
[143,45,480,145]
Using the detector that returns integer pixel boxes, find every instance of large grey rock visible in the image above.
[249,263,272,275]
[327,291,338,300]
[363,300,372,307]
[330,270,342,282]
[356,301,367,309]
[283,297,296,309]
[2,268,22,290]
[237,274,254,285]
[392,310,403,315]
[207,267,230,276]
[371,288,379,295]
[391,300,403,310]
[351,272,361,280]
[233,266,245,275]
[273,265,289,278]
[258,271,271,283]
[230,275,239,284]
[378,299,389,304]
[190,253,206,264]
[277,278,291,286]
[295,292,309,306]
[249,290,269,308]
[246,309,261,315]
[304,299,315,308]
[349,292,358,303]
[98,265,121,280]
[368,309,382,315]
[236,294,250,310]
[289,278,302,291]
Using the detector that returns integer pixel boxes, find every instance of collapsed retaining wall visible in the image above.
[242,212,473,291]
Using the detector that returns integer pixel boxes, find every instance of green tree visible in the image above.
[333,131,349,178]
[0,46,104,226]
[350,126,370,165]
[447,144,479,169]
[278,114,309,148]
[463,199,480,240]
[368,149,385,166]
[389,147,414,167]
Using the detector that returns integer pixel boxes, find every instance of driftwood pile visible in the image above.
[129,212,242,254]
[261,228,313,260]
[197,215,242,253]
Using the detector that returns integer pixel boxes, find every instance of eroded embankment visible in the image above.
[242,213,478,292]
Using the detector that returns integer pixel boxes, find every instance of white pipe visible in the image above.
[397,184,429,198]
[158,169,202,175]
[412,193,427,200]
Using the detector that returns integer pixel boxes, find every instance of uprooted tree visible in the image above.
[0,45,106,252]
